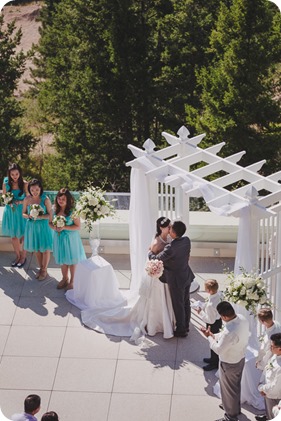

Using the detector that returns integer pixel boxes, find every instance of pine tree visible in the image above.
[188,0,281,170]
[0,16,34,177]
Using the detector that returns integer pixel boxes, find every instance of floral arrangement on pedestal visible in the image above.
[145,259,164,279]
[224,270,271,315]
[73,186,116,232]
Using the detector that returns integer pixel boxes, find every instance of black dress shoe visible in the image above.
[255,415,267,421]
[203,364,218,371]
[11,260,19,267]
[17,259,26,268]
[203,357,212,363]
[174,330,188,337]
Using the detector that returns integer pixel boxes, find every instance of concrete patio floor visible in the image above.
[0,251,260,421]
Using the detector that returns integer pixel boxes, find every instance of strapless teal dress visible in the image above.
[24,193,53,252]
[2,177,26,238]
[53,212,86,265]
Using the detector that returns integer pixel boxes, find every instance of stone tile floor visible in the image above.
[0,251,260,421]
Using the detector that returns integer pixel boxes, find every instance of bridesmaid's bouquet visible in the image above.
[52,215,66,235]
[29,204,44,220]
[145,259,164,279]
[73,185,116,232]
[2,192,14,209]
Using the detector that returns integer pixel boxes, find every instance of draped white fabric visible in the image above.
[129,166,156,292]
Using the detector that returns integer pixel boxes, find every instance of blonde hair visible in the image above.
[205,279,219,293]
[258,308,273,322]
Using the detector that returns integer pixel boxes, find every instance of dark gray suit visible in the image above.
[149,236,194,334]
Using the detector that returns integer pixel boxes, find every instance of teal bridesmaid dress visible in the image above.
[2,177,26,238]
[53,212,86,265]
[24,193,53,252]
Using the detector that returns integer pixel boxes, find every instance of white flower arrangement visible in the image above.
[2,192,14,206]
[52,215,66,234]
[224,270,271,315]
[29,204,44,220]
[73,186,116,232]
[145,259,164,279]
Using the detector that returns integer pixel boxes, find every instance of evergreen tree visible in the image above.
[35,0,176,190]
[0,16,34,178]
[188,0,281,171]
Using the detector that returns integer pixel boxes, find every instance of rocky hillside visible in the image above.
[2,2,42,95]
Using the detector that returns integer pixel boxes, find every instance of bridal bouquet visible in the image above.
[2,192,14,207]
[73,186,116,232]
[224,270,271,315]
[145,259,164,279]
[52,215,66,234]
[29,204,44,220]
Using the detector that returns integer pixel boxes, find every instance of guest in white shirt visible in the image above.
[11,394,41,421]
[196,279,223,371]
[201,301,249,421]
[272,400,281,418]
[258,333,281,420]
[256,308,281,371]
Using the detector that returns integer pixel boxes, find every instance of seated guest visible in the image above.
[272,400,281,418]
[41,412,59,421]
[257,333,281,421]
[11,394,41,421]
[256,308,281,371]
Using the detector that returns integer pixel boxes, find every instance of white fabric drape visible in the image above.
[129,166,157,292]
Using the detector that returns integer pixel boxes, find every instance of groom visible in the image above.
[149,220,194,337]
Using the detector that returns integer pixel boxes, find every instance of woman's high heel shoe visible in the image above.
[57,278,69,289]
[38,270,48,281]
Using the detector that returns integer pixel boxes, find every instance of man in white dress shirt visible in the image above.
[258,333,281,420]
[202,301,249,421]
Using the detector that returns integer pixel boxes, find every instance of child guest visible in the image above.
[50,188,86,290]
[2,163,28,267]
[23,179,53,280]
[196,279,223,371]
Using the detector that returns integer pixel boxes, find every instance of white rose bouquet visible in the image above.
[224,269,271,315]
[73,186,116,232]
[52,215,66,235]
[29,204,44,220]
[145,259,164,279]
[2,192,14,208]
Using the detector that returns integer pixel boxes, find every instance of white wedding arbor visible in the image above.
[126,126,281,323]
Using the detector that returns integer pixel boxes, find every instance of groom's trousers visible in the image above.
[169,282,191,333]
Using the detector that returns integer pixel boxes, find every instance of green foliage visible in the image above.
[187,0,281,170]
[31,0,281,191]
[0,16,35,179]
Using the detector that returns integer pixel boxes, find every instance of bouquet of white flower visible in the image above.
[224,270,271,315]
[29,204,44,220]
[145,259,164,279]
[52,215,66,235]
[73,186,116,232]
[2,192,14,206]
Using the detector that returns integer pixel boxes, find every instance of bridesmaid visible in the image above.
[50,188,86,290]
[22,179,53,280]
[2,163,28,267]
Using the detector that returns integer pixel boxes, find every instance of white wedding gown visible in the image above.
[81,237,175,339]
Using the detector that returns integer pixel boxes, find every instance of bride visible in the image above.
[81,216,175,339]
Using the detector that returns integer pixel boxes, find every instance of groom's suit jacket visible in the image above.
[149,236,194,287]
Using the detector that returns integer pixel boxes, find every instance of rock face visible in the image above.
[2,3,42,95]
